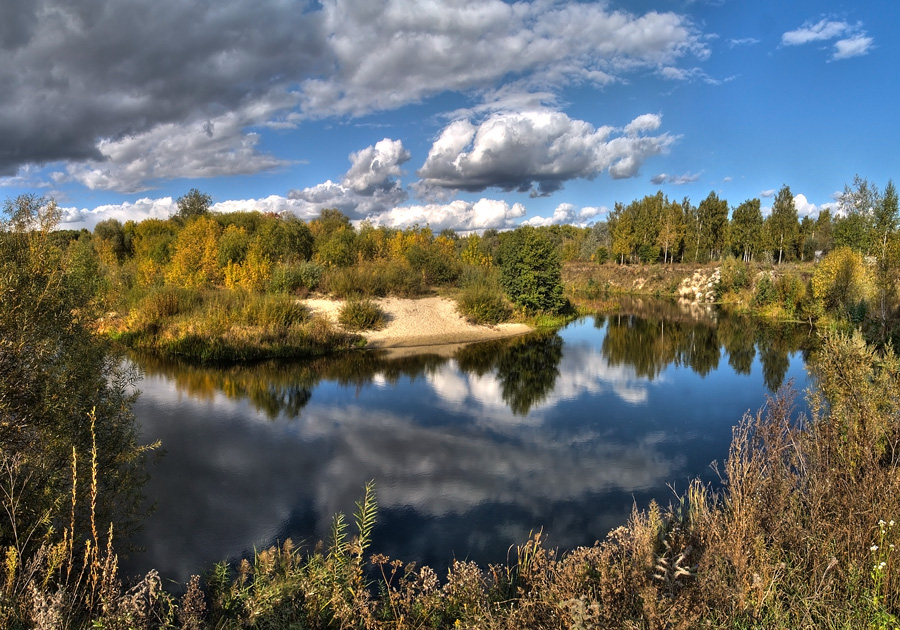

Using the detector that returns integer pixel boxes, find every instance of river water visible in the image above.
[123,302,814,583]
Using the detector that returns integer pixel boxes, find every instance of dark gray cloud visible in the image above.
[0,0,326,175]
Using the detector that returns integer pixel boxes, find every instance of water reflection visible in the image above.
[125,306,814,583]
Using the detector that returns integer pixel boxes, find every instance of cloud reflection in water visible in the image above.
[126,317,811,583]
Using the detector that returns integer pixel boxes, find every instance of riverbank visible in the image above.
[103,288,535,362]
[563,260,820,321]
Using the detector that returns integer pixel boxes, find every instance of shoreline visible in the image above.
[303,295,534,349]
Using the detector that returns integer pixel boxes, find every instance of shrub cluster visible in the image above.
[338,298,386,331]
[455,267,512,325]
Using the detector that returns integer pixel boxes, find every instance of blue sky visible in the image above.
[1,0,896,231]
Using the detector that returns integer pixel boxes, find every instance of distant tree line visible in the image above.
[600,177,898,266]
[11,174,898,326]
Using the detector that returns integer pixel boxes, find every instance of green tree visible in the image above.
[697,191,729,261]
[873,179,898,255]
[218,224,251,267]
[872,180,899,340]
[797,215,814,261]
[498,226,565,313]
[810,208,834,258]
[657,197,684,264]
[175,188,212,221]
[729,198,764,262]
[93,218,132,262]
[633,192,663,262]
[0,194,147,557]
[833,175,879,253]
[766,185,798,264]
[255,216,314,263]
[681,197,703,263]
[609,202,636,264]
[311,209,357,267]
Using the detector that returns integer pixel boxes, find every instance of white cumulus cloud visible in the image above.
[342,138,411,195]
[781,17,873,61]
[522,203,604,227]
[287,138,411,218]
[366,198,527,232]
[63,112,289,193]
[833,35,874,60]
[60,197,177,228]
[418,111,675,197]
[792,193,818,217]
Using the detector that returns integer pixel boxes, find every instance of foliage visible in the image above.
[752,272,778,308]
[267,260,323,294]
[716,257,750,299]
[696,190,729,261]
[498,226,565,313]
[811,246,870,312]
[0,195,148,614]
[216,224,250,267]
[456,268,512,325]
[321,259,427,299]
[165,216,223,288]
[729,198,764,262]
[254,215,313,263]
[834,174,880,253]
[774,273,806,317]
[175,188,212,221]
[338,298,386,331]
[767,184,799,263]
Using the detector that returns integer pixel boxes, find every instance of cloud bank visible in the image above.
[1,0,706,193]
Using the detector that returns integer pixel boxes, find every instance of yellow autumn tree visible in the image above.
[165,216,223,288]
[811,246,871,312]
[224,238,272,292]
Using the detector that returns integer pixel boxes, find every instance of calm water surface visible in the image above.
[124,304,814,583]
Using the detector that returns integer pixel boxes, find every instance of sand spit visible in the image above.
[303,296,533,350]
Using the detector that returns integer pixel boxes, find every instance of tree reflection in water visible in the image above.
[135,303,813,422]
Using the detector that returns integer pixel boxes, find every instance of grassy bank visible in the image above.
[100,286,363,362]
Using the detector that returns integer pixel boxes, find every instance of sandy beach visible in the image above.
[303,296,533,350]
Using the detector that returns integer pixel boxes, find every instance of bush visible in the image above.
[812,246,870,313]
[338,298,386,331]
[717,258,750,299]
[457,284,512,325]
[405,243,462,285]
[323,261,427,299]
[752,273,777,307]
[269,261,323,294]
[776,273,806,316]
[133,286,203,323]
[241,294,310,328]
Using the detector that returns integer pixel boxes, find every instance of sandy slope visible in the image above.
[303,296,532,349]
